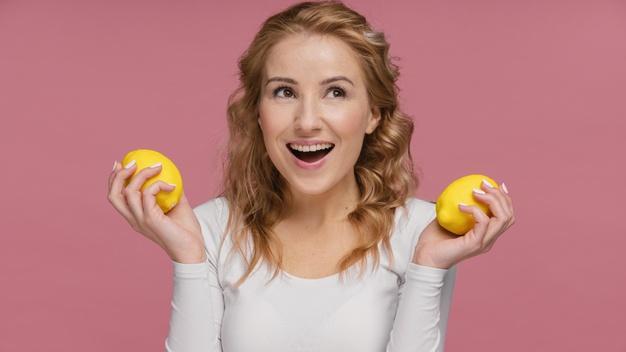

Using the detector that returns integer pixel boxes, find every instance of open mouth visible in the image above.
[287,143,335,163]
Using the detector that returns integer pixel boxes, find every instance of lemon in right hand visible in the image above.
[121,148,183,214]
[435,174,500,235]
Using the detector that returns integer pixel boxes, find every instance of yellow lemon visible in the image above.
[435,174,499,235]
[121,149,183,214]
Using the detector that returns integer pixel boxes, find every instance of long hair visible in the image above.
[218,0,421,287]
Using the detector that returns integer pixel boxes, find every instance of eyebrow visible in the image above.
[265,75,354,86]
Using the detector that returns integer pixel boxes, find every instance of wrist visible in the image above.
[169,247,207,264]
[411,251,451,270]
[172,253,206,264]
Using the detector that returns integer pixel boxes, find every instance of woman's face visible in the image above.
[258,33,380,197]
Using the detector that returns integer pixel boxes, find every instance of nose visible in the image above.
[293,95,323,133]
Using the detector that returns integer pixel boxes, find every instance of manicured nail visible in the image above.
[473,188,486,195]
[502,182,509,194]
[482,179,493,188]
[112,160,117,171]
[124,160,136,169]
[149,162,162,168]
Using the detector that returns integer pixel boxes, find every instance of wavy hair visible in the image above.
[217,0,421,287]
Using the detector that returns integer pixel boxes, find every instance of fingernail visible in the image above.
[149,162,162,168]
[167,183,176,188]
[482,179,493,188]
[502,182,509,194]
[124,160,136,169]
[112,160,117,171]
[459,202,468,207]
[473,188,486,195]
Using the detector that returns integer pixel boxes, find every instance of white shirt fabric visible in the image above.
[164,196,458,352]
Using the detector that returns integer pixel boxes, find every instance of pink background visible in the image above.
[1,0,625,350]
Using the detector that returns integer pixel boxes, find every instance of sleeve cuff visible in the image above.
[406,262,449,284]
[172,257,211,278]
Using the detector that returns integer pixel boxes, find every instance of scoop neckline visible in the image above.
[279,239,377,283]
[278,202,412,284]
[279,259,370,286]
[281,268,342,283]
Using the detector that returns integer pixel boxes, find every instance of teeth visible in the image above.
[289,143,334,152]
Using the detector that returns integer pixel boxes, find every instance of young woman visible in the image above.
[107,1,515,351]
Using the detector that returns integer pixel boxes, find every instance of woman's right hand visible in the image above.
[107,160,207,264]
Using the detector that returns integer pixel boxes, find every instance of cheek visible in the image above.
[329,108,369,144]
[258,107,284,138]
[321,113,367,171]
[258,107,291,163]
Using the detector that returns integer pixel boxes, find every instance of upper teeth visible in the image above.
[289,143,334,152]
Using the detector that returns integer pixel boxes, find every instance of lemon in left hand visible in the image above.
[121,148,183,214]
[435,174,500,235]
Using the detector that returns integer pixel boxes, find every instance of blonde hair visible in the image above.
[217,0,421,287]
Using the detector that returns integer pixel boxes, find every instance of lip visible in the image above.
[286,139,335,146]
[286,143,334,170]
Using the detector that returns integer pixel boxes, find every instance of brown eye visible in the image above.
[273,86,294,98]
[327,86,346,98]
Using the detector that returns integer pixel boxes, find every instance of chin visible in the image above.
[286,176,335,197]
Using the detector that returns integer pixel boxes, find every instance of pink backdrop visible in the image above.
[1,0,624,350]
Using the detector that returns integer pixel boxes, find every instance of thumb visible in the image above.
[178,192,191,207]
[143,180,177,215]
[167,191,201,232]
[458,202,489,241]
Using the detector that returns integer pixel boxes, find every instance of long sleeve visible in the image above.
[385,263,458,352]
[164,198,226,352]
[164,256,224,352]
[385,200,459,352]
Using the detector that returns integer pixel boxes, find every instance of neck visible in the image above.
[282,171,360,230]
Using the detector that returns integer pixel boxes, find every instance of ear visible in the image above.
[365,106,381,134]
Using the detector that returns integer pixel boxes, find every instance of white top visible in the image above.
[164,196,458,352]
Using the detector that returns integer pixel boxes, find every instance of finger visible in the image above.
[482,214,508,248]
[481,180,515,230]
[108,161,139,228]
[108,160,119,191]
[124,162,163,223]
[499,182,515,224]
[458,203,490,244]
[110,160,136,197]
[178,192,190,207]
[143,180,176,217]
[483,180,513,219]
[119,161,143,222]
[166,190,188,218]
[140,180,176,247]
[473,179,508,222]
[476,180,512,245]
[167,191,201,235]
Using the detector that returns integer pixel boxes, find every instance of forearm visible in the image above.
[385,263,449,352]
[165,258,223,352]
[411,251,451,270]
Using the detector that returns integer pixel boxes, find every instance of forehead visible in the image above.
[264,33,363,83]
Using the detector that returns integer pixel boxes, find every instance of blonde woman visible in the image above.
[107,1,515,351]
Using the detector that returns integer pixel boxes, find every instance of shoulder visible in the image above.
[192,196,230,260]
[398,196,437,235]
[401,197,437,220]
[193,196,229,223]
[388,197,437,265]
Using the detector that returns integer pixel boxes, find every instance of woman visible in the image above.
[107,1,515,351]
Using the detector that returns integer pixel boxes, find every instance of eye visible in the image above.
[271,85,346,99]
[327,86,346,98]
[273,86,295,98]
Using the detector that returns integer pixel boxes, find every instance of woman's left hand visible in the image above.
[412,180,516,269]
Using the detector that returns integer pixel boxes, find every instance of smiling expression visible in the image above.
[258,33,380,197]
